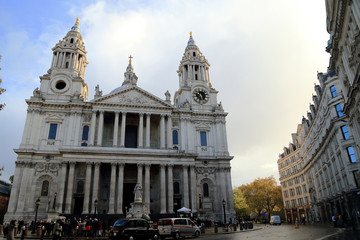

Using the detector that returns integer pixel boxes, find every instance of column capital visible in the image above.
[146,113,151,117]
[92,110,97,114]
[99,110,105,114]
[111,162,117,167]
[139,113,144,117]
[86,161,93,166]
[69,162,76,167]
[94,162,101,166]
[118,162,125,167]
[145,163,151,168]
[160,163,166,168]
[137,163,144,167]
[114,110,120,114]
[121,111,127,116]
[167,163,174,168]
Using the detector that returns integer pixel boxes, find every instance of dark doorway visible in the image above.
[123,183,136,213]
[173,197,182,213]
[125,125,138,148]
[73,194,84,214]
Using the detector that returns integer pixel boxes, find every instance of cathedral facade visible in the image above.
[5,19,235,222]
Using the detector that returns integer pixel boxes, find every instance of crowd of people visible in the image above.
[2,217,108,239]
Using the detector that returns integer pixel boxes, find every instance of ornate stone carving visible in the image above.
[195,167,216,175]
[35,162,60,176]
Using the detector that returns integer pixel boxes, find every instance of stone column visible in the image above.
[89,111,97,146]
[57,162,67,213]
[91,162,100,214]
[183,165,189,208]
[167,164,174,213]
[16,163,31,213]
[146,114,151,148]
[137,163,143,186]
[220,167,227,203]
[190,165,196,211]
[117,163,125,214]
[82,162,92,214]
[65,162,76,214]
[144,164,151,210]
[160,164,167,213]
[138,113,144,148]
[225,167,234,212]
[96,111,104,146]
[113,111,120,147]
[73,112,81,145]
[6,162,23,213]
[120,112,127,147]
[166,115,172,149]
[160,115,166,149]
[109,163,117,214]
[61,52,66,68]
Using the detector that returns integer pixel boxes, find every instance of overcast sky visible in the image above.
[0,0,330,187]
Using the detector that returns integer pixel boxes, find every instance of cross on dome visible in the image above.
[128,55,133,65]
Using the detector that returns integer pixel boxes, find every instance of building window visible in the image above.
[346,146,357,163]
[330,85,338,98]
[174,182,180,194]
[200,131,207,146]
[341,125,350,140]
[335,104,344,117]
[203,183,209,197]
[41,180,49,196]
[48,123,58,140]
[82,126,89,141]
[172,130,178,145]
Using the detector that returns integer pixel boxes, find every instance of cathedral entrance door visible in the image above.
[73,194,84,214]
[125,125,138,148]
[123,182,136,213]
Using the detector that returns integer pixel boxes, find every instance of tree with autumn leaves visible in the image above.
[232,176,283,219]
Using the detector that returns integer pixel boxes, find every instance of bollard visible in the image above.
[37,225,42,236]
[240,223,243,231]
[234,224,237,231]
[24,226,28,236]
[214,224,218,233]
[0,224,3,235]
[295,220,299,229]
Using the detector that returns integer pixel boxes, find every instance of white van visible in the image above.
[270,215,281,225]
[157,218,200,239]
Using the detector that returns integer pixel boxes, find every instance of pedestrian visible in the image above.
[52,219,62,240]
[20,224,26,240]
[332,215,337,227]
[17,218,24,235]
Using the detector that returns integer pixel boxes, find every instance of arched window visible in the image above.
[172,130,178,145]
[174,182,180,194]
[203,183,209,197]
[77,180,84,193]
[70,38,74,44]
[82,126,89,140]
[41,180,49,196]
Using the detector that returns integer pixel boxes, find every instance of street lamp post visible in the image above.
[94,199,98,217]
[222,199,226,226]
[199,194,202,209]
[53,192,57,210]
[32,198,41,234]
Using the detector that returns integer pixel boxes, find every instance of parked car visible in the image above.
[270,215,281,225]
[157,218,200,240]
[109,218,159,240]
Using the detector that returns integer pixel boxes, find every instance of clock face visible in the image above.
[192,88,209,104]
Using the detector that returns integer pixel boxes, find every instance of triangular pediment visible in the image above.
[91,86,172,108]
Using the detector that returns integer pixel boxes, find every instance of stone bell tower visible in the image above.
[174,32,220,112]
[38,18,89,102]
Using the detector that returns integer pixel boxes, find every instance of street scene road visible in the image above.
[197,224,359,240]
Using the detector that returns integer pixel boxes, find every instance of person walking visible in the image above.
[52,219,62,240]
